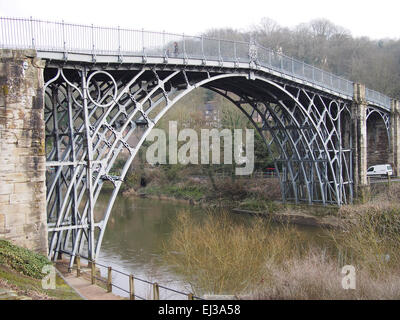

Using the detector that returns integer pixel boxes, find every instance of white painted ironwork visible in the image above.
[44,66,357,267]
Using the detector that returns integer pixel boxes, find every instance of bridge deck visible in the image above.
[0,16,392,111]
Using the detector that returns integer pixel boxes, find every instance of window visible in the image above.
[367,167,374,172]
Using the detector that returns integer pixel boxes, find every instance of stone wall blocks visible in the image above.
[0,49,47,254]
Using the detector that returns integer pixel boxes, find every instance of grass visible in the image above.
[0,265,81,300]
[163,207,400,299]
[253,251,400,300]
[236,198,339,221]
[237,198,280,212]
[334,201,400,276]
[0,239,81,300]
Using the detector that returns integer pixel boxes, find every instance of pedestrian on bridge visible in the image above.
[174,42,179,57]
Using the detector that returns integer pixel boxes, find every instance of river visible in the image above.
[94,193,328,299]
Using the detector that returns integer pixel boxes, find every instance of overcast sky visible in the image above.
[0,0,399,40]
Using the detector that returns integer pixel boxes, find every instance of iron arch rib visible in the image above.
[44,67,354,267]
[205,79,328,204]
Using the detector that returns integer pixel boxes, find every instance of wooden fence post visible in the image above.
[107,267,112,293]
[76,255,81,277]
[91,261,96,285]
[129,275,135,300]
[153,282,159,300]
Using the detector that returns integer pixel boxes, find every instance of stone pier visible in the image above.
[0,49,47,254]
[390,100,400,177]
[352,83,369,201]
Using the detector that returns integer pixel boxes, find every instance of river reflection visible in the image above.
[95,194,205,299]
[94,193,330,299]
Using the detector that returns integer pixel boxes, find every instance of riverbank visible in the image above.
[231,208,343,229]
[124,190,345,229]
[119,167,400,229]
[0,239,81,300]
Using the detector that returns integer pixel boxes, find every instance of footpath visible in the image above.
[55,261,123,300]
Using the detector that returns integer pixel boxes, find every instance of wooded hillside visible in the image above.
[203,18,400,98]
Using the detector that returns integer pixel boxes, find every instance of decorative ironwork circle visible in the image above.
[86,70,118,108]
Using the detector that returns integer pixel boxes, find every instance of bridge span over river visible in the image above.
[0,17,399,267]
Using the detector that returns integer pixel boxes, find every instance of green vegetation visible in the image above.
[0,240,81,300]
[0,240,49,279]
[237,197,279,212]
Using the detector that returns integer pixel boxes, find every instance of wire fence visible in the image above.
[189,171,278,180]
[0,16,392,110]
[367,173,397,184]
[216,171,278,178]
[70,254,203,300]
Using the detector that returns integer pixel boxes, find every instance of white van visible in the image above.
[367,164,393,177]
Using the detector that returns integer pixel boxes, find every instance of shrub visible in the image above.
[0,240,50,279]
[213,179,249,200]
[163,207,400,299]
[334,204,400,276]
[163,210,307,295]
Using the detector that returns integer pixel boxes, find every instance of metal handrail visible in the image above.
[366,88,391,109]
[70,254,203,300]
[0,16,392,110]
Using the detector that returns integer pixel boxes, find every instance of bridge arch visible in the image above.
[366,106,391,169]
[43,66,352,266]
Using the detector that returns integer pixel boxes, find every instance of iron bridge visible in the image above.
[0,17,394,267]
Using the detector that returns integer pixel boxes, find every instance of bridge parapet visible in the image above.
[2,16,393,105]
[366,88,391,110]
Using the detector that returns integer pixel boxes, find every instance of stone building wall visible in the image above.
[0,49,47,254]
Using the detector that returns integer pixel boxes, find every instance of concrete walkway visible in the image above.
[56,261,123,300]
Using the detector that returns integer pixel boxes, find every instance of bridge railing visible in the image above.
[366,88,391,109]
[255,45,354,97]
[69,254,203,300]
[0,16,392,110]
